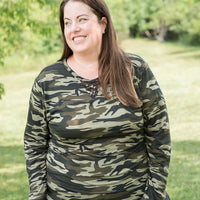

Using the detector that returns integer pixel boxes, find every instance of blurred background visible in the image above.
[0,0,200,199]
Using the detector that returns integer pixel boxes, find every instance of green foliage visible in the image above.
[0,0,61,99]
[151,0,200,44]
[0,0,199,64]
[0,83,5,99]
[105,0,130,33]
[0,0,60,66]
[109,0,200,44]
[1,0,199,61]
[179,2,200,45]
[1,0,30,62]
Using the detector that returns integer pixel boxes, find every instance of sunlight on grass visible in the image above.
[0,164,25,174]
[168,141,200,200]
[0,167,28,200]
[0,72,37,145]
[0,51,61,75]
[0,144,28,200]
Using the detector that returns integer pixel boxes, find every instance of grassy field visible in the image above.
[0,38,200,199]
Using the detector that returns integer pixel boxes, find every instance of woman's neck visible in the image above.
[67,53,99,80]
[73,53,99,69]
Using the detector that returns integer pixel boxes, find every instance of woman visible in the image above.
[24,0,171,199]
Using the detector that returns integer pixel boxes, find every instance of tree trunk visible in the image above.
[154,20,169,42]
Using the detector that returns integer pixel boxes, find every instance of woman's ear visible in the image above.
[100,17,107,33]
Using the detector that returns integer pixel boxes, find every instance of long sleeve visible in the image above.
[139,62,171,200]
[24,79,49,200]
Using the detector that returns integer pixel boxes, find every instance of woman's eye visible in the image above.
[79,18,87,23]
[65,21,71,26]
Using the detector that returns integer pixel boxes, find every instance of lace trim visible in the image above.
[80,80,100,98]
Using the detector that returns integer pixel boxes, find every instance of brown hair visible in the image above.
[59,0,140,108]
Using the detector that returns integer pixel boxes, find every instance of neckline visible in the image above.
[63,58,99,83]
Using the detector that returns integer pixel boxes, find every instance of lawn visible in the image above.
[0,38,200,199]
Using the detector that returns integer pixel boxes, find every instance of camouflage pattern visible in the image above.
[24,54,171,200]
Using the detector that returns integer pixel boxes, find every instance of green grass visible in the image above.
[0,38,200,199]
[0,51,61,75]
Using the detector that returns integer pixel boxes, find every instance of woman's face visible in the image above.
[63,1,107,56]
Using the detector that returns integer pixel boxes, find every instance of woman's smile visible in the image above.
[72,35,88,43]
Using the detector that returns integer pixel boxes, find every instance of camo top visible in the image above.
[24,54,171,200]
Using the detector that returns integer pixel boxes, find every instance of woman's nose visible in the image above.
[71,21,81,32]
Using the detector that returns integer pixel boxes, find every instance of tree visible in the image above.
[178,0,200,45]
[123,0,163,38]
[124,0,200,43]
[0,0,60,99]
[105,0,130,33]
[149,0,182,42]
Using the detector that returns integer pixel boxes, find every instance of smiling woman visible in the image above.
[24,0,171,200]
[63,2,106,54]
[62,1,107,79]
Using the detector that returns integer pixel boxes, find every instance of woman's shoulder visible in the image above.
[39,61,65,75]
[126,53,150,81]
[126,53,148,70]
[35,61,66,83]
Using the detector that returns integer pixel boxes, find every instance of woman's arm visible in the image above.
[24,79,49,200]
[139,62,171,200]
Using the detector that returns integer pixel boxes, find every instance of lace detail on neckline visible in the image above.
[80,79,100,98]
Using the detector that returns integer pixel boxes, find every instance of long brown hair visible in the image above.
[59,0,140,108]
